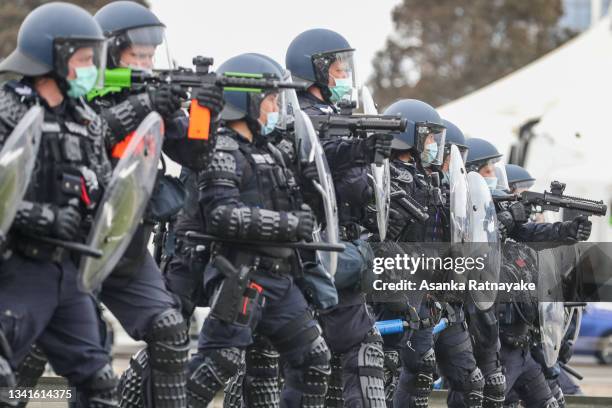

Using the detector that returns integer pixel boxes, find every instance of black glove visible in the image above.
[497,210,515,238]
[507,201,529,224]
[301,161,320,185]
[148,85,186,119]
[194,84,225,119]
[293,204,315,242]
[386,207,409,241]
[52,205,81,240]
[364,133,393,164]
[559,215,592,241]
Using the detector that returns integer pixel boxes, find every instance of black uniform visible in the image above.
[0,80,118,407]
[186,129,331,407]
[298,91,386,408]
[83,85,193,408]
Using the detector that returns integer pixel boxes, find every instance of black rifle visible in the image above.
[309,113,407,165]
[494,181,607,218]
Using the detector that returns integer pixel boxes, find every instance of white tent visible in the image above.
[438,17,612,241]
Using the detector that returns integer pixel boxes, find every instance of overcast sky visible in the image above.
[150,0,401,83]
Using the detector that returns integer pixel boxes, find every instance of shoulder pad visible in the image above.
[216,134,239,151]
[394,168,413,184]
[0,83,30,129]
[4,80,35,99]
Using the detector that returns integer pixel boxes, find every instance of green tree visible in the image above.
[369,0,576,108]
[0,0,148,59]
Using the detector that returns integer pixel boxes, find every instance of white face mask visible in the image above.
[484,176,498,190]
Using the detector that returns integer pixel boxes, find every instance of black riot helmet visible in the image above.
[465,138,502,172]
[383,99,446,167]
[285,28,358,106]
[465,138,509,190]
[0,2,106,82]
[505,164,536,192]
[217,53,288,137]
[441,119,468,162]
[94,1,170,70]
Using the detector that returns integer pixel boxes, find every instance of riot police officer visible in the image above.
[381,102,487,408]
[286,28,389,408]
[60,3,222,407]
[465,149,591,408]
[0,3,119,406]
[501,164,585,408]
[186,53,331,408]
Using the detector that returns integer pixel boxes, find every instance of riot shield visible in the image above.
[362,86,390,240]
[293,107,339,277]
[467,172,501,310]
[449,145,471,244]
[0,106,43,240]
[78,112,164,292]
[537,248,566,367]
[538,301,565,367]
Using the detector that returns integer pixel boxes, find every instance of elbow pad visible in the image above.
[102,93,153,148]
[207,206,299,242]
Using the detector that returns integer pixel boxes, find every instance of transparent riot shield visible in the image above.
[449,145,472,244]
[78,112,164,292]
[362,86,390,240]
[467,172,501,310]
[538,301,566,367]
[293,107,339,277]
[537,248,566,367]
[0,106,43,240]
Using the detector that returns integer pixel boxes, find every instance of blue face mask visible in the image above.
[329,77,352,104]
[485,176,498,190]
[420,143,438,165]
[261,111,279,136]
[67,65,98,98]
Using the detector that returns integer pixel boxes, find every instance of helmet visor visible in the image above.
[494,161,509,191]
[312,49,358,108]
[109,26,172,70]
[248,89,288,133]
[54,38,107,89]
[511,179,535,192]
[416,122,446,166]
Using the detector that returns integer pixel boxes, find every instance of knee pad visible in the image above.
[146,309,190,373]
[285,335,331,408]
[356,329,386,407]
[549,381,565,408]
[79,364,119,408]
[146,309,190,407]
[483,369,506,408]
[414,348,436,394]
[325,353,344,408]
[462,367,484,408]
[222,363,245,408]
[118,349,147,408]
[383,349,400,402]
[12,344,46,408]
[542,396,560,408]
[187,347,244,407]
[243,340,281,407]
